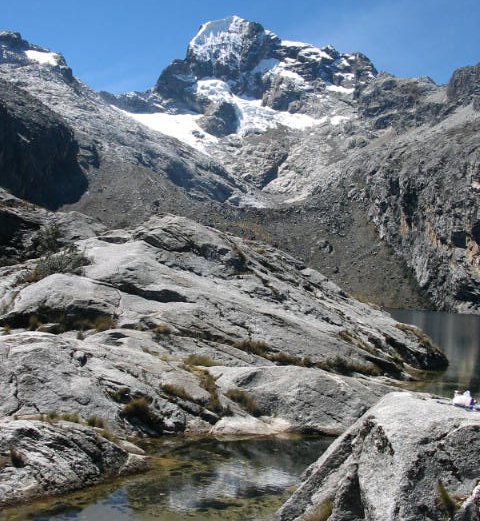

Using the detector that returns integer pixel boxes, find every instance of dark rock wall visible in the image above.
[0,79,87,209]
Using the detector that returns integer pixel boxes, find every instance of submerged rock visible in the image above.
[277,392,480,521]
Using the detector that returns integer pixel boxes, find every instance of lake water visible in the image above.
[1,436,332,521]
[3,309,477,521]
[389,309,480,397]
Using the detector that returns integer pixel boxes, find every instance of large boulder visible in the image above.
[277,392,480,521]
[0,418,147,507]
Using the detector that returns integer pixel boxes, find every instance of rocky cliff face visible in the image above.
[277,392,480,521]
[0,79,87,209]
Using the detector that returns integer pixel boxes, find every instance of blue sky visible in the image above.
[3,0,479,93]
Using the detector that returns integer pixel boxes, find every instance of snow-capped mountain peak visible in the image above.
[105,17,377,165]
[186,16,278,80]
[188,16,254,66]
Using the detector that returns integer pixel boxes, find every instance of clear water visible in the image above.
[389,309,480,397]
[0,436,332,521]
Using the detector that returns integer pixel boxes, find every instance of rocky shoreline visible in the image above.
[0,418,148,508]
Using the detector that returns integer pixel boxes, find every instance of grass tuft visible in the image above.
[183,354,218,367]
[234,338,271,357]
[161,384,193,401]
[87,415,106,428]
[225,389,261,417]
[61,412,80,423]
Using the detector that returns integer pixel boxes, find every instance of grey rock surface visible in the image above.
[0,418,147,507]
[0,214,446,439]
[277,392,480,521]
[209,365,390,435]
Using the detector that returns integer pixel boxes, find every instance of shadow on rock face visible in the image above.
[0,79,88,210]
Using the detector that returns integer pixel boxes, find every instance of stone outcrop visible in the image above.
[447,63,480,107]
[277,392,480,521]
[0,418,147,507]
[0,189,105,267]
[0,214,446,440]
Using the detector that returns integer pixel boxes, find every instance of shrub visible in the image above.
[87,415,106,428]
[32,223,62,255]
[225,389,261,417]
[26,245,90,283]
[183,354,218,367]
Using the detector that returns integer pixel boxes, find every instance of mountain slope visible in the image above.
[0,30,249,213]
[0,21,478,311]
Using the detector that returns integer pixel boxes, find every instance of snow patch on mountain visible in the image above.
[24,50,59,66]
[235,96,321,133]
[330,115,350,125]
[327,84,355,94]
[252,58,280,74]
[117,108,217,153]
[195,78,234,102]
[193,79,319,134]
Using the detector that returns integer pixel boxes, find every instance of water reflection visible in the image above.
[2,436,331,521]
[389,309,480,397]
